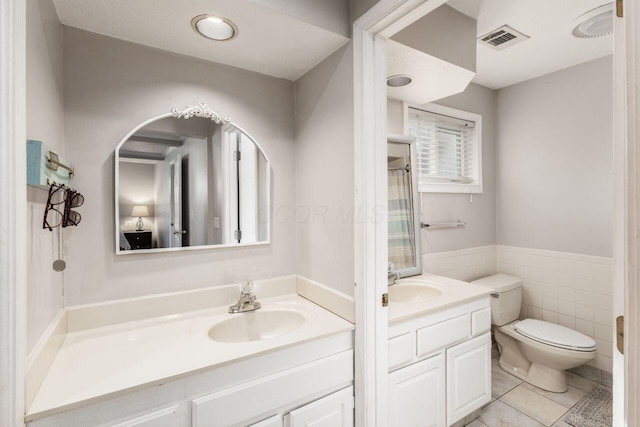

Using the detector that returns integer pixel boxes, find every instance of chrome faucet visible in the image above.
[388,262,401,285]
[229,281,261,314]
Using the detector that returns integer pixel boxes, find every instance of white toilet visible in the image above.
[472,274,597,393]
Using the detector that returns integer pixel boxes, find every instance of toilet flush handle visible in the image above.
[490,293,499,298]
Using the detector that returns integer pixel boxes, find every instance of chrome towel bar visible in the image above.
[421,220,466,230]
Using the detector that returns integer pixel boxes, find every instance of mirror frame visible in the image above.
[114,103,271,255]
[387,133,422,278]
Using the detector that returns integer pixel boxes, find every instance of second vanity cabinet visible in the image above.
[388,297,492,427]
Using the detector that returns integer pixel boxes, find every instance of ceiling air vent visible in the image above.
[478,25,530,50]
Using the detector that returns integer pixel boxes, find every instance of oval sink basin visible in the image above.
[388,284,442,303]
[208,310,305,343]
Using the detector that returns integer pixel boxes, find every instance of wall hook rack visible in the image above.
[27,140,74,188]
[46,151,74,175]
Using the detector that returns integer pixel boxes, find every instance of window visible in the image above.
[408,104,482,193]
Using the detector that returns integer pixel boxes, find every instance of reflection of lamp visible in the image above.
[131,205,149,231]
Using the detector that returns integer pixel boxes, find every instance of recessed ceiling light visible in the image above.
[387,75,413,87]
[191,14,238,41]
[573,3,613,39]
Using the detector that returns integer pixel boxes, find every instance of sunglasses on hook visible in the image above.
[42,184,84,231]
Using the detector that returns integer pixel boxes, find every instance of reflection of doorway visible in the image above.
[222,127,260,245]
[169,163,178,247]
[168,153,182,248]
[181,156,190,247]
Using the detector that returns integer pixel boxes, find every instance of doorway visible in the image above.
[353,0,629,425]
[181,156,190,247]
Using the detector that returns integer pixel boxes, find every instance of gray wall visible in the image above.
[294,44,355,296]
[350,0,380,22]
[26,0,64,353]
[496,57,613,257]
[249,0,350,38]
[413,83,498,254]
[62,28,298,305]
[391,4,476,72]
[387,84,497,254]
[118,162,156,232]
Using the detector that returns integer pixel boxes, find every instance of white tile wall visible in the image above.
[497,245,614,373]
[422,245,614,373]
[422,246,497,282]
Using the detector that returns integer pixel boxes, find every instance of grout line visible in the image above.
[494,377,610,427]
[488,397,547,426]
[499,396,566,427]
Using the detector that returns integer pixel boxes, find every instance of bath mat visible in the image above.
[565,384,612,427]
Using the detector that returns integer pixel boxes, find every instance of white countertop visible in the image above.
[27,293,354,420]
[388,273,493,323]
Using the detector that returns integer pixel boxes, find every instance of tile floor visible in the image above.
[467,354,609,427]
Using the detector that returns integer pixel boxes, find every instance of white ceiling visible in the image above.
[387,40,474,105]
[52,0,349,81]
[447,0,613,89]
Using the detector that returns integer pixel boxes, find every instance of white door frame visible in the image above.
[616,0,640,423]
[0,0,27,425]
[612,3,626,425]
[353,1,447,425]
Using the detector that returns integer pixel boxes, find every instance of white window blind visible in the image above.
[408,105,482,193]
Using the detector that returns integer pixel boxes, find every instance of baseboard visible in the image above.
[569,364,613,388]
[296,276,355,324]
[26,309,67,409]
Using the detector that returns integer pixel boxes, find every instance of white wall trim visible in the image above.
[613,2,628,425]
[0,0,27,424]
[353,1,447,425]
[620,0,639,422]
[296,276,355,323]
[26,310,66,411]
[65,275,297,332]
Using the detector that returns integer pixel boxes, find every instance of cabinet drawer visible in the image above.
[285,386,353,427]
[389,332,413,371]
[471,307,491,336]
[124,232,152,249]
[416,314,469,358]
[191,350,353,427]
[113,405,180,427]
[250,415,282,427]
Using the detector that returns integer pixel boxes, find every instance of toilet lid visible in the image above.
[514,319,597,351]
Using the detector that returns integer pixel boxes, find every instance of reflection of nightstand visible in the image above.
[124,230,152,250]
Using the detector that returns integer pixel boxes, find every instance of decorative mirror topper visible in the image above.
[115,103,271,255]
[170,103,231,124]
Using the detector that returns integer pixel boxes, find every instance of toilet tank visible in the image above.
[471,274,522,326]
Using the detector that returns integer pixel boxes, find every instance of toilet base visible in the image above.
[498,358,568,393]
[495,326,569,393]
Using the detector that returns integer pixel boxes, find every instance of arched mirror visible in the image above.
[115,104,270,254]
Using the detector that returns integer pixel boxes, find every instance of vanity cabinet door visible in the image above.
[388,353,446,427]
[284,386,353,427]
[446,332,492,425]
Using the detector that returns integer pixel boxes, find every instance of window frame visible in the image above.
[405,103,483,194]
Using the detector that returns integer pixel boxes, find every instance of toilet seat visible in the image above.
[513,319,597,352]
